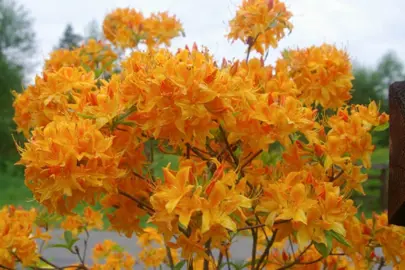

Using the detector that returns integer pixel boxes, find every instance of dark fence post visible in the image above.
[380,168,388,210]
[388,81,405,226]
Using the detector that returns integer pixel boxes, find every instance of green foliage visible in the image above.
[0,54,24,158]
[314,232,333,258]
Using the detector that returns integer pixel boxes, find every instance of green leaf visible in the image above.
[81,62,92,72]
[174,260,186,270]
[328,230,351,247]
[48,244,70,250]
[64,231,73,244]
[63,231,79,250]
[373,122,389,132]
[94,68,104,78]
[111,244,125,252]
[314,232,333,258]
[314,242,329,258]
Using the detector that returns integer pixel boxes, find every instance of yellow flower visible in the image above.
[0,206,41,268]
[138,247,167,267]
[285,44,354,109]
[228,0,293,54]
[92,240,135,270]
[16,119,125,214]
[103,8,184,49]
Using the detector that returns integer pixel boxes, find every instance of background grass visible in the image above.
[353,147,389,217]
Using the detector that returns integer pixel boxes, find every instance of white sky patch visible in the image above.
[18,0,405,81]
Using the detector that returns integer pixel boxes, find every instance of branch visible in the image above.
[39,256,62,270]
[329,166,344,181]
[186,143,210,161]
[118,190,155,214]
[246,33,262,63]
[74,246,85,266]
[277,243,314,270]
[378,257,385,270]
[82,229,90,265]
[255,229,278,270]
[237,220,291,232]
[219,125,239,166]
[132,171,147,181]
[0,265,14,270]
[251,227,259,270]
[203,239,212,270]
[217,250,224,270]
[288,236,296,260]
[240,150,263,171]
[225,248,231,270]
[165,245,175,269]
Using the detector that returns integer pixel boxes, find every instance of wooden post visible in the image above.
[388,81,405,226]
[380,168,388,210]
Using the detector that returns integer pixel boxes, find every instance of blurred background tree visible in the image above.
[84,19,103,41]
[0,0,36,162]
[350,51,404,148]
[57,23,82,49]
[0,0,36,205]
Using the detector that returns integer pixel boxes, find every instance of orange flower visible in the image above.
[16,119,125,214]
[285,44,354,109]
[0,206,41,268]
[228,0,293,54]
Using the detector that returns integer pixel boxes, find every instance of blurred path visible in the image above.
[40,230,390,269]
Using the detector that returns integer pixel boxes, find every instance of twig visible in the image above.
[39,256,62,270]
[251,227,258,270]
[240,150,263,171]
[295,256,324,266]
[82,228,90,264]
[203,239,212,270]
[165,245,175,269]
[132,171,147,181]
[255,214,270,244]
[217,250,224,270]
[118,190,155,214]
[329,166,344,181]
[205,140,218,156]
[225,249,231,270]
[207,146,228,173]
[74,246,85,265]
[256,229,278,270]
[186,144,191,159]
[238,223,267,232]
[246,33,262,63]
[219,126,239,166]
[186,143,210,161]
[237,220,291,232]
[277,243,314,270]
[288,236,296,260]
[378,257,385,270]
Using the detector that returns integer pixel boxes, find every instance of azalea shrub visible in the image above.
[4,0,403,269]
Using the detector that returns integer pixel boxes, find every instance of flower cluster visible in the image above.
[0,206,50,269]
[45,39,117,73]
[102,8,184,49]
[228,0,293,55]
[7,1,401,269]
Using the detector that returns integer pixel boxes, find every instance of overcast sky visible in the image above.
[19,0,404,80]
